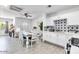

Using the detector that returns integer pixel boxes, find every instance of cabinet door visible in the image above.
[48,32,58,44]
[43,32,50,41]
[58,33,67,47]
[43,32,57,43]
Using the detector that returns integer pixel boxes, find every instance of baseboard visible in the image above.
[44,40,64,49]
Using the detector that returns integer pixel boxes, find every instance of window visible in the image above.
[64,19,66,21]
[58,22,60,24]
[64,22,66,23]
[64,30,66,32]
[58,27,60,29]
[55,22,57,24]
[68,30,69,32]
[64,27,66,29]
[71,27,73,29]
[56,25,57,26]
[68,27,69,29]
[76,27,78,29]
[58,25,60,26]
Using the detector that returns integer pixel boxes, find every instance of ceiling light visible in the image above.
[48,5,52,8]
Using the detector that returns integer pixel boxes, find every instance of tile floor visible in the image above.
[0,35,65,54]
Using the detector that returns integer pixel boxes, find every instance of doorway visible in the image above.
[0,21,6,35]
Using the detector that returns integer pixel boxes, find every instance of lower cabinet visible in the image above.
[43,32,68,47]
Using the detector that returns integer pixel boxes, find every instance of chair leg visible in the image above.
[30,40,32,47]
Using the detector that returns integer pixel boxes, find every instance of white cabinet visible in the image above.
[58,33,67,47]
[44,32,58,46]
[48,33,57,44]
[43,31,68,47]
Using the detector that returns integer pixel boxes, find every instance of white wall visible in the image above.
[31,15,44,32]
[46,7,79,26]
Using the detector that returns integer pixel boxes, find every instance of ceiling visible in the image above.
[1,5,79,19]
[16,5,78,13]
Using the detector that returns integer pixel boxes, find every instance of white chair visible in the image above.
[28,33,38,47]
[15,28,20,38]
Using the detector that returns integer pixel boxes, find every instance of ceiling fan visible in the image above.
[24,13,32,17]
